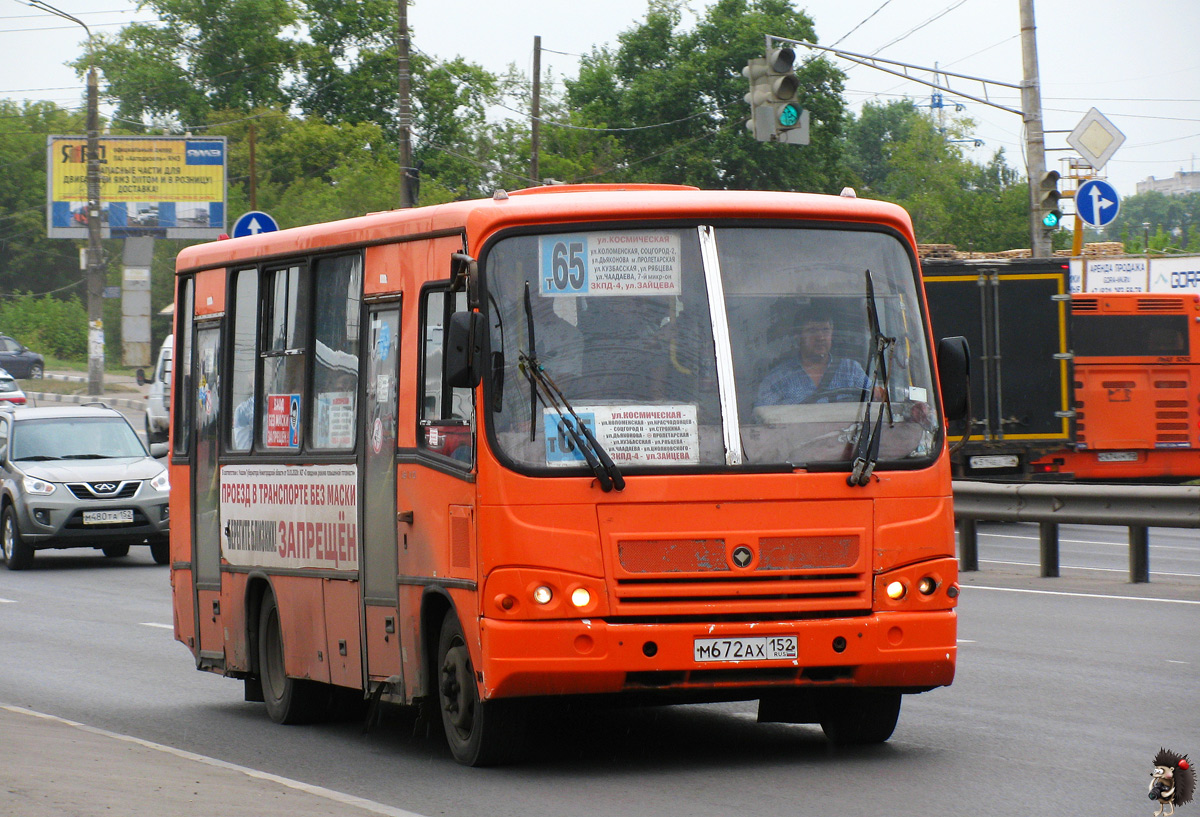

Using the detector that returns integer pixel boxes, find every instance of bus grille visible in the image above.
[612,536,869,618]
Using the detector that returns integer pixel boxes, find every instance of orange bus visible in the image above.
[1032,292,1200,480]
[169,185,968,765]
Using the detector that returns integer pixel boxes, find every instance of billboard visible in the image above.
[46,135,227,239]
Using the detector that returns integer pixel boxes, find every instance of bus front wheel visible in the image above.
[819,689,902,745]
[258,592,325,724]
[436,610,525,766]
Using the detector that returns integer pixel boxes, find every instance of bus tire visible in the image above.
[436,609,525,766]
[819,689,902,745]
[258,592,325,724]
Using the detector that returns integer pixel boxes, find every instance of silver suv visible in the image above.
[0,405,170,570]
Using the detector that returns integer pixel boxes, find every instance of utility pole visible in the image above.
[1019,0,1052,258]
[530,35,541,185]
[397,0,414,208]
[31,1,105,393]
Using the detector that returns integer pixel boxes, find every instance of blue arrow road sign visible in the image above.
[1075,179,1120,228]
[232,210,280,238]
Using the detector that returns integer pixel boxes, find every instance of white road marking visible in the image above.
[140,622,173,629]
[978,558,1200,579]
[0,705,430,817]
[0,597,16,603]
[965,585,1200,605]
[956,639,976,643]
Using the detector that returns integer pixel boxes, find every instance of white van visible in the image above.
[137,334,172,444]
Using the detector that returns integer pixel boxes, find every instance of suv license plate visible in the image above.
[83,509,134,524]
[694,636,798,662]
[1097,451,1138,462]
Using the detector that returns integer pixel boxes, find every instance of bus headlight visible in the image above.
[570,587,591,608]
[885,580,907,600]
[533,585,553,605]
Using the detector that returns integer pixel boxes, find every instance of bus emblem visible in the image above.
[731,546,753,568]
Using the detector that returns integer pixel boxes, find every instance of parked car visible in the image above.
[0,335,43,379]
[136,334,171,443]
[0,405,170,570]
[0,369,26,405]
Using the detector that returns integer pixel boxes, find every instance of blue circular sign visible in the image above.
[231,210,280,238]
[1075,180,1120,228]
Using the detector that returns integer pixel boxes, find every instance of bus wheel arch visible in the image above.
[433,607,526,766]
[254,581,325,724]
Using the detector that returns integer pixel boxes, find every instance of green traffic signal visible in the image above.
[778,103,801,128]
[1042,210,1062,229]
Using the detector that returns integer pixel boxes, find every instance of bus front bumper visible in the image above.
[478,610,956,700]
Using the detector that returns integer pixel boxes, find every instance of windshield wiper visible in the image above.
[15,455,61,461]
[848,268,895,487]
[66,453,116,459]
[520,283,624,492]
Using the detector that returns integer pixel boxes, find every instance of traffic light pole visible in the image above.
[1019,0,1053,258]
[778,16,1057,257]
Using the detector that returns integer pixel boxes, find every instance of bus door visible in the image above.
[394,286,478,700]
[361,303,403,688]
[191,321,224,668]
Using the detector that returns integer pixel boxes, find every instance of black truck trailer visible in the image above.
[922,257,1073,478]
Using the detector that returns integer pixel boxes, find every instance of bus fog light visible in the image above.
[570,587,591,608]
[533,585,553,605]
[917,577,938,595]
[886,581,906,600]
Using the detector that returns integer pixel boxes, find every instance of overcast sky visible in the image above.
[2,0,1197,202]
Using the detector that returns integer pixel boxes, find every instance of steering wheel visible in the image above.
[800,386,867,405]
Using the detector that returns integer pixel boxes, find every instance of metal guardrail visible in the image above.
[952,480,1200,583]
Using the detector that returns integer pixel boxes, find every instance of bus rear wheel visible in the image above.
[257,592,325,724]
[436,610,525,766]
[819,689,902,745]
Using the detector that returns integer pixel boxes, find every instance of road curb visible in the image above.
[24,391,145,412]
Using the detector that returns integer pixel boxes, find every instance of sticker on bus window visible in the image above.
[544,404,699,466]
[315,391,355,448]
[266,393,300,448]
[539,232,682,297]
[219,463,358,571]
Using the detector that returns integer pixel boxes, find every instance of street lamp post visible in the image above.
[27,0,105,395]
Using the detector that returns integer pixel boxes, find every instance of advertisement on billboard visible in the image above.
[46,135,227,239]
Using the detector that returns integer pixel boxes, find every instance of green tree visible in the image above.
[562,0,852,192]
[77,0,300,128]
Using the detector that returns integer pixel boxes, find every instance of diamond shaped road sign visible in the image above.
[1067,107,1126,171]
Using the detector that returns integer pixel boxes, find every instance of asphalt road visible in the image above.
[1,522,1196,817]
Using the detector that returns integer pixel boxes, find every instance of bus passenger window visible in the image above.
[310,255,361,450]
[260,265,306,450]
[420,288,474,465]
[229,268,258,452]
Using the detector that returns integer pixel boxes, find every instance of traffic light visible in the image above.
[1038,170,1062,229]
[742,47,810,145]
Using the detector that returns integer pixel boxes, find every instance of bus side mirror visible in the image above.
[445,311,485,388]
[937,336,970,421]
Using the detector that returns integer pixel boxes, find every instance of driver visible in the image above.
[755,307,869,406]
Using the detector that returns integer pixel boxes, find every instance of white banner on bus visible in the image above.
[220,463,358,570]
[539,231,682,296]
[543,404,699,466]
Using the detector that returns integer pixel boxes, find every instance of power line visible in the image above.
[830,0,894,48]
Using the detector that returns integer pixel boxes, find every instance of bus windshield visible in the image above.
[484,225,940,472]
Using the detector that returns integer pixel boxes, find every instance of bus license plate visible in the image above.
[694,636,798,662]
[1097,451,1138,462]
[83,509,133,524]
